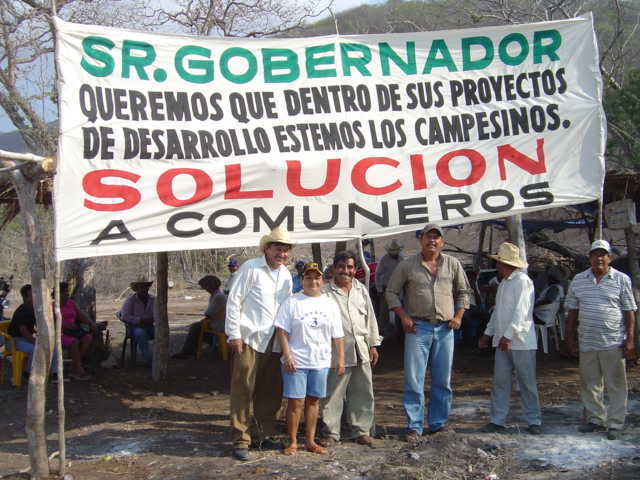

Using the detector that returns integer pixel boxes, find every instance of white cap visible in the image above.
[589,239,611,253]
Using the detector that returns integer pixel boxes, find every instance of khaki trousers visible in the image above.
[579,348,627,429]
[322,362,374,440]
[229,340,282,448]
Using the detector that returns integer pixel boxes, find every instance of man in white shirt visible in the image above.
[225,225,294,461]
[479,242,542,435]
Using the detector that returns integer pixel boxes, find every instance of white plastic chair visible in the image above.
[535,306,564,354]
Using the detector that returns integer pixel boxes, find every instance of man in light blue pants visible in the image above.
[479,242,542,435]
[387,224,470,442]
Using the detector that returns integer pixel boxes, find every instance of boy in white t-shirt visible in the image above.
[275,262,345,456]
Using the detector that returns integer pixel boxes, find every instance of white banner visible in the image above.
[54,15,605,261]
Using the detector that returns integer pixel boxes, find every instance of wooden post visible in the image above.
[356,238,370,291]
[506,215,527,264]
[153,252,169,381]
[11,168,54,478]
[311,243,323,269]
[473,221,488,271]
[334,241,347,257]
[54,262,66,476]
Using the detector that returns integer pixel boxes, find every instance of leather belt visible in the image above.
[413,317,440,325]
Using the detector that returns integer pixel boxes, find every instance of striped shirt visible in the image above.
[565,267,637,352]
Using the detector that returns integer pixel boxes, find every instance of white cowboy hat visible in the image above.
[385,239,404,253]
[489,242,528,269]
[259,225,294,252]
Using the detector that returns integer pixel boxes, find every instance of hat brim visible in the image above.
[302,268,323,277]
[489,254,528,269]
[131,281,153,289]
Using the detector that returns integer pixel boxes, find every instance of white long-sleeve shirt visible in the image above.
[225,256,292,353]
[484,270,537,350]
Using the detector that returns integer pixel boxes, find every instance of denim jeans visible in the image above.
[133,325,155,363]
[15,337,58,373]
[403,321,454,434]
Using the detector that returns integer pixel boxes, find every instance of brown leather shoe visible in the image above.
[355,435,375,447]
[405,430,420,443]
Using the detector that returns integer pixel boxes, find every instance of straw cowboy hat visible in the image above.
[130,275,153,290]
[259,225,294,252]
[385,239,404,253]
[489,242,528,269]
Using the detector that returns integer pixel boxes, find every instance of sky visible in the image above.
[0,0,385,134]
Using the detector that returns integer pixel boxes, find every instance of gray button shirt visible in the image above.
[386,252,470,321]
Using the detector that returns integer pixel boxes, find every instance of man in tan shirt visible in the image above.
[386,224,470,442]
[320,251,382,448]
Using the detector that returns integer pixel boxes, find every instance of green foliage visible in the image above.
[604,68,640,169]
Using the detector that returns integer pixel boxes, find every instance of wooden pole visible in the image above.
[152,252,169,381]
[311,243,323,269]
[356,238,370,291]
[473,221,488,271]
[54,262,66,475]
[506,215,527,264]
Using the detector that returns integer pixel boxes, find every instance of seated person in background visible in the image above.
[119,277,155,365]
[10,284,40,374]
[173,275,227,359]
[224,258,240,295]
[533,267,565,326]
[60,281,96,380]
[9,284,61,379]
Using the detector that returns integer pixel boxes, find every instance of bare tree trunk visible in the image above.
[12,169,53,478]
[153,252,169,381]
[334,241,347,258]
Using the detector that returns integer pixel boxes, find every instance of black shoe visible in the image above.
[527,424,543,435]
[250,438,283,450]
[578,422,606,433]
[232,448,250,461]
[480,422,506,433]
[606,428,622,440]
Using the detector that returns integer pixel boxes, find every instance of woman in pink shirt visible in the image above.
[59,282,96,380]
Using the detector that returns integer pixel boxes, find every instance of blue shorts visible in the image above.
[281,366,329,399]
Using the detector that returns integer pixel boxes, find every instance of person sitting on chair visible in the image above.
[119,277,155,366]
[533,266,565,326]
[173,275,227,359]
[59,282,96,380]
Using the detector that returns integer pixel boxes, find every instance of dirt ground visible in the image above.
[1,290,639,480]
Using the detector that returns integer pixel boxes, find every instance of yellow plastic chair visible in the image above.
[196,318,229,361]
[0,320,29,387]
